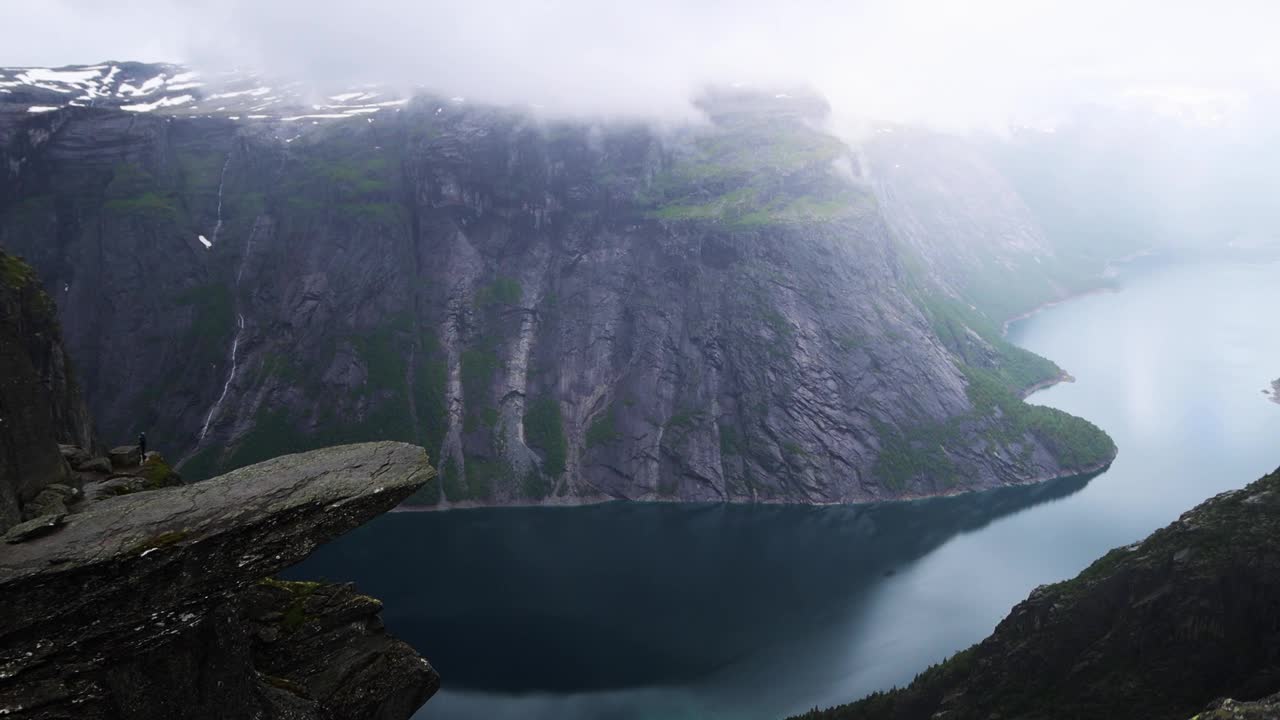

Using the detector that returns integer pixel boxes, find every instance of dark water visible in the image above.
[290,258,1280,719]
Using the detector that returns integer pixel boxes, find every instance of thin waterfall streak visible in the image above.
[200,313,245,440]
[210,156,230,245]
[199,222,257,443]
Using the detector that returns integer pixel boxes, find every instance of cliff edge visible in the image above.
[0,441,440,719]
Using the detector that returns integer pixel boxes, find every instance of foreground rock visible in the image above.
[0,441,439,719]
[0,250,95,532]
[791,466,1280,720]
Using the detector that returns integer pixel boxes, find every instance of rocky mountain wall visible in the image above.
[0,249,94,530]
[0,89,1114,506]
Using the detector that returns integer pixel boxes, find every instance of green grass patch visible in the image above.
[524,397,568,475]
[176,284,236,370]
[586,406,623,449]
[477,277,522,307]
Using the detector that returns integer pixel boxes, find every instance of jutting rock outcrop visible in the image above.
[0,441,440,719]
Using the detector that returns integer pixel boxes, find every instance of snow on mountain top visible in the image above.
[0,62,411,124]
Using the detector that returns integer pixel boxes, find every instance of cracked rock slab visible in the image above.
[0,441,438,720]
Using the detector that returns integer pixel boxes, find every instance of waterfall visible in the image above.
[199,313,245,440]
[210,156,230,245]
[197,217,257,442]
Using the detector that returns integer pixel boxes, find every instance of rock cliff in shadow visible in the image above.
[0,249,94,531]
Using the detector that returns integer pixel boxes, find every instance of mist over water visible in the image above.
[291,257,1280,719]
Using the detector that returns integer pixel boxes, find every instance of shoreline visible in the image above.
[397,262,1129,516]
[1000,285,1118,337]
[1000,247,1160,338]
[1020,369,1076,400]
[392,455,1116,514]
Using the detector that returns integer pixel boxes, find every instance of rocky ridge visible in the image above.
[789,466,1280,720]
[0,74,1115,507]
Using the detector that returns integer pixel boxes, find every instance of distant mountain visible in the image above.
[0,64,1114,506]
[0,62,409,120]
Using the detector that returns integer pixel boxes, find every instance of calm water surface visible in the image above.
[291,258,1280,719]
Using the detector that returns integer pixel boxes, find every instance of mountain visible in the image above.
[789,466,1280,720]
[0,64,1114,506]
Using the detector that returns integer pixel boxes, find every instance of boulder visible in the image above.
[59,444,92,469]
[108,444,142,469]
[0,442,439,720]
[78,456,112,474]
[24,484,80,518]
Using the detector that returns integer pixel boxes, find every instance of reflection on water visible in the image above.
[293,473,1092,695]
[288,258,1280,720]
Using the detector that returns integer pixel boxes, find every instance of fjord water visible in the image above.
[291,258,1280,720]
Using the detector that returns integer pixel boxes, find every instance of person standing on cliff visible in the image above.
[138,431,147,459]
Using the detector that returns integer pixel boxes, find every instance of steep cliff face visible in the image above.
[0,68,1114,506]
[791,467,1280,720]
[0,249,94,530]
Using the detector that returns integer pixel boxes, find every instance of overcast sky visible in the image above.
[5,0,1278,127]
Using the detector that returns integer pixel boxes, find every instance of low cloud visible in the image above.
[7,0,1280,128]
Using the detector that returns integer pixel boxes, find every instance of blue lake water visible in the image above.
[290,258,1280,719]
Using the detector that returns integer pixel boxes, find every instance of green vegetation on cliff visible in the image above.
[646,97,871,227]
[872,290,1115,490]
[523,397,567,476]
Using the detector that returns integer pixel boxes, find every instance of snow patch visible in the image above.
[27,106,60,113]
[121,94,194,112]
[198,235,212,249]
[17,68,102,85]
[282,113,351,120]
[118,74,167,97]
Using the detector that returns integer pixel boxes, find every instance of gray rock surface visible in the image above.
[107,444,141,468]
[0,80,1111,507]
[0,250,95,531]
[0,441,439,719]
[2,512,64,544]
